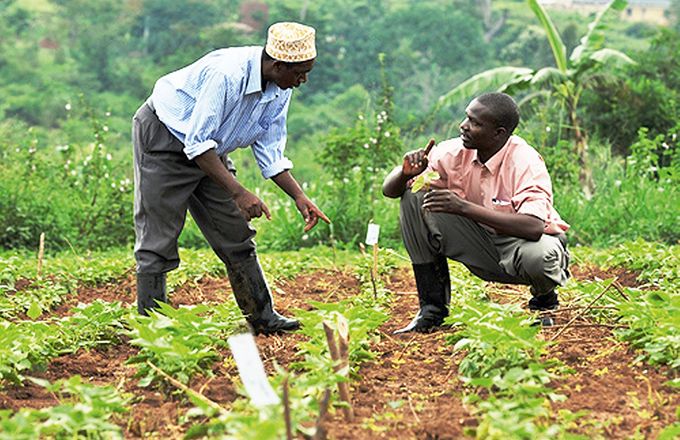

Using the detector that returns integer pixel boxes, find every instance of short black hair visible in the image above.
[476,92,520,134]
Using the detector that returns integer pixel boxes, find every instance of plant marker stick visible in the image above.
[228,333,280,407]
[322,320,354,422]
[37,232,45,278]
[365,223,380,299]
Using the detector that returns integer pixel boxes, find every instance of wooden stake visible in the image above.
[322,320,354,422]
[371,244,379,299]
[37,232,45,278]
[310,389,331,440]
[550,278,617,341]
[283,374,293,440]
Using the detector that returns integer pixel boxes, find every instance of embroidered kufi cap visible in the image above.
[265,22,316,62]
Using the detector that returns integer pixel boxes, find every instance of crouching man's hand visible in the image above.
[422,189,468,215]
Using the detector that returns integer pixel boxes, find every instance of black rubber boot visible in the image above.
[226,254,300,335]
[394,258,451,334]
[136,272,167,316]
[528,290,559,311]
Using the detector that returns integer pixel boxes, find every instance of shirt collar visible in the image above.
[472,136,512,175]
[245,48,281,102]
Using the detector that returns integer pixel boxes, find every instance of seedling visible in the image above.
[411,170,441,192]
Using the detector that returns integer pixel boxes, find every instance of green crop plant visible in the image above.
[0,376,128,440]
[0,300,128,386]
[126,302,243,387]
[443,293,581,438]
[616,289,679,370]
[572,240,679,287]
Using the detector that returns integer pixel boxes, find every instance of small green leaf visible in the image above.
[411,170,441,192]
[27,301,42,320]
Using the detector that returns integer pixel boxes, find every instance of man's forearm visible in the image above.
[271,170,305,200]
[194,149,246,197]
[382,166,410,198]
[461,203,545,241]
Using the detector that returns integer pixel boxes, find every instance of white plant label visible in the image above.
[228,333,280,407]
[365,223,380,245]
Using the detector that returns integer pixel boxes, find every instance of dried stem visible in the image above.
[323,320,354,422]
[550,278,618,341]
[283,375,293,440]
[146,361,228,417]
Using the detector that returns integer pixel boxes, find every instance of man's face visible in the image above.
[458,99,501,151]
[273,58,315,89]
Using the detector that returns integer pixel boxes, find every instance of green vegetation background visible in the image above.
[0,0,678,252]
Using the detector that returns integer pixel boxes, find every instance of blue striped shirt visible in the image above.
[150,46,293,179]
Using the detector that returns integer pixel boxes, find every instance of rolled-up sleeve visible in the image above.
[183,70,237,160]
[511,161,554,222]
[252,96,293,179]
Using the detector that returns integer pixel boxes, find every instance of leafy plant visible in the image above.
[126,302,242,387]
[0,375,128,439]
[411,170,441,192]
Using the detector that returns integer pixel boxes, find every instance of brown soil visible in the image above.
[1,263,677,439]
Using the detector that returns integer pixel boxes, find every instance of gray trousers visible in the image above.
[400,190,570,295]
[132,102,255,274]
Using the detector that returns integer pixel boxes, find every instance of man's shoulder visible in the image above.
[507,135,544,161]
[203,46,261,77]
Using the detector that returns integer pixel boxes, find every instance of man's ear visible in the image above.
[272,60,286,72]
[495,126,508,138]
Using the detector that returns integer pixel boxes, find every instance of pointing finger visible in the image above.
[262,202,271,220]
[423,138,436,155]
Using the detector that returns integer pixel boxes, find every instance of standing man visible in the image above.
[132,22,329,334]
[383,93,570,333]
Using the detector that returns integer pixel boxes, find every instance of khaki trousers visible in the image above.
[132,102,255,274]
[400,190,570,295]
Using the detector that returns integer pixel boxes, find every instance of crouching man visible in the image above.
[382,93,570,333]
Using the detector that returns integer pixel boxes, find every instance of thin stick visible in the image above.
[612,281,630,301]
[545,323,627,330]
[283,375,293,440]
[369,244,379,300]
[540,305,618,314]
[407,393,421,424]
[37,232,45,278]
[146,361,228,417]
[311,389,332,440]
[322,321,354,422]
[549,279,617,341]
[395,335,417,362]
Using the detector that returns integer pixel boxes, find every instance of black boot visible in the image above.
[226,254,300,335]
[136,272,167,316]
[528,289,559,311]
[394,258,451,334]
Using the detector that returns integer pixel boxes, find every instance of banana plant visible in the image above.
[437,0,634,199]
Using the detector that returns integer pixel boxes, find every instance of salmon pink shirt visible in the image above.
[422,135,569,235]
